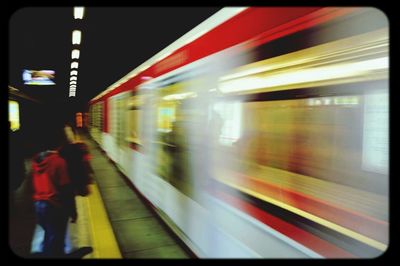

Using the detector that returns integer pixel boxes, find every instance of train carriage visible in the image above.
[88,7,388,258]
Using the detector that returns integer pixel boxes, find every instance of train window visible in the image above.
[110,94,128,148]
[97,103,103,130]
[127,95,143,145]
[9,100,20,131]
[90,102,103,143]
[157,105,176,133]
[84,112,89,128]
[127,109,141,143]
[307,96,360,106]
[211,101,241,146]
[99,103,103,131]
[117,97,126,147]
[155,81,194,134]
[362,91,388,175]
[89,105,93,127]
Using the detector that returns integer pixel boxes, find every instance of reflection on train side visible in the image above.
[138,26,388,257]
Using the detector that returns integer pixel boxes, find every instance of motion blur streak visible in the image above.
[89,7,388,258]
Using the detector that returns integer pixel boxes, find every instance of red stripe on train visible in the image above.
[228,171,388,244]
[90,7,327,103]
[90,7,359,127]
[243,7,359,50]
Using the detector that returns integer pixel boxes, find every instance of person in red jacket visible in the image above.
[31,123,76,257]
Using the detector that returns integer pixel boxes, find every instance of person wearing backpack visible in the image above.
[31,122,76,257]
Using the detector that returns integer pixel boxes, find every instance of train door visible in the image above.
[109,92,129,168]
[90,102,103,145]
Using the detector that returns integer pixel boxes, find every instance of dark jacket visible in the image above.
[59,142,93,196]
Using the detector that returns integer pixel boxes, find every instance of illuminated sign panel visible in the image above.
[9,100,20,131]
[23,69,55,85]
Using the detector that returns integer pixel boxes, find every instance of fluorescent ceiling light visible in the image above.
[70,70,78,76]
[70,81,77,85]
[72,49,80,59]
[70,76,78,81]
[71,62,79,69]
[72,30,81,45]
[74,7,85,19]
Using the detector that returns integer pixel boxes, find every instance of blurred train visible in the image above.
[88,7,389,258]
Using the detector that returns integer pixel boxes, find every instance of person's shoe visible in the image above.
[29,252,45,258]
[66,246,93,258]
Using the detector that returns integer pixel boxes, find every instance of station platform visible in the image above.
[9,130,192,259]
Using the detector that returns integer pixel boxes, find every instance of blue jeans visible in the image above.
[34,201,69,257]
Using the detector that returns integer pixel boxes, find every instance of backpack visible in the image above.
[59,142,93,196]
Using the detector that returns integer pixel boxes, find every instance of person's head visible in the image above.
[33,119,64,153]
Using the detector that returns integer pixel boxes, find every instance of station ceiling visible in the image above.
[9,7,221,111]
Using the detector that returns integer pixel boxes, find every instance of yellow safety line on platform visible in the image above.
[217,177,387,252]
[86,184,122,258]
